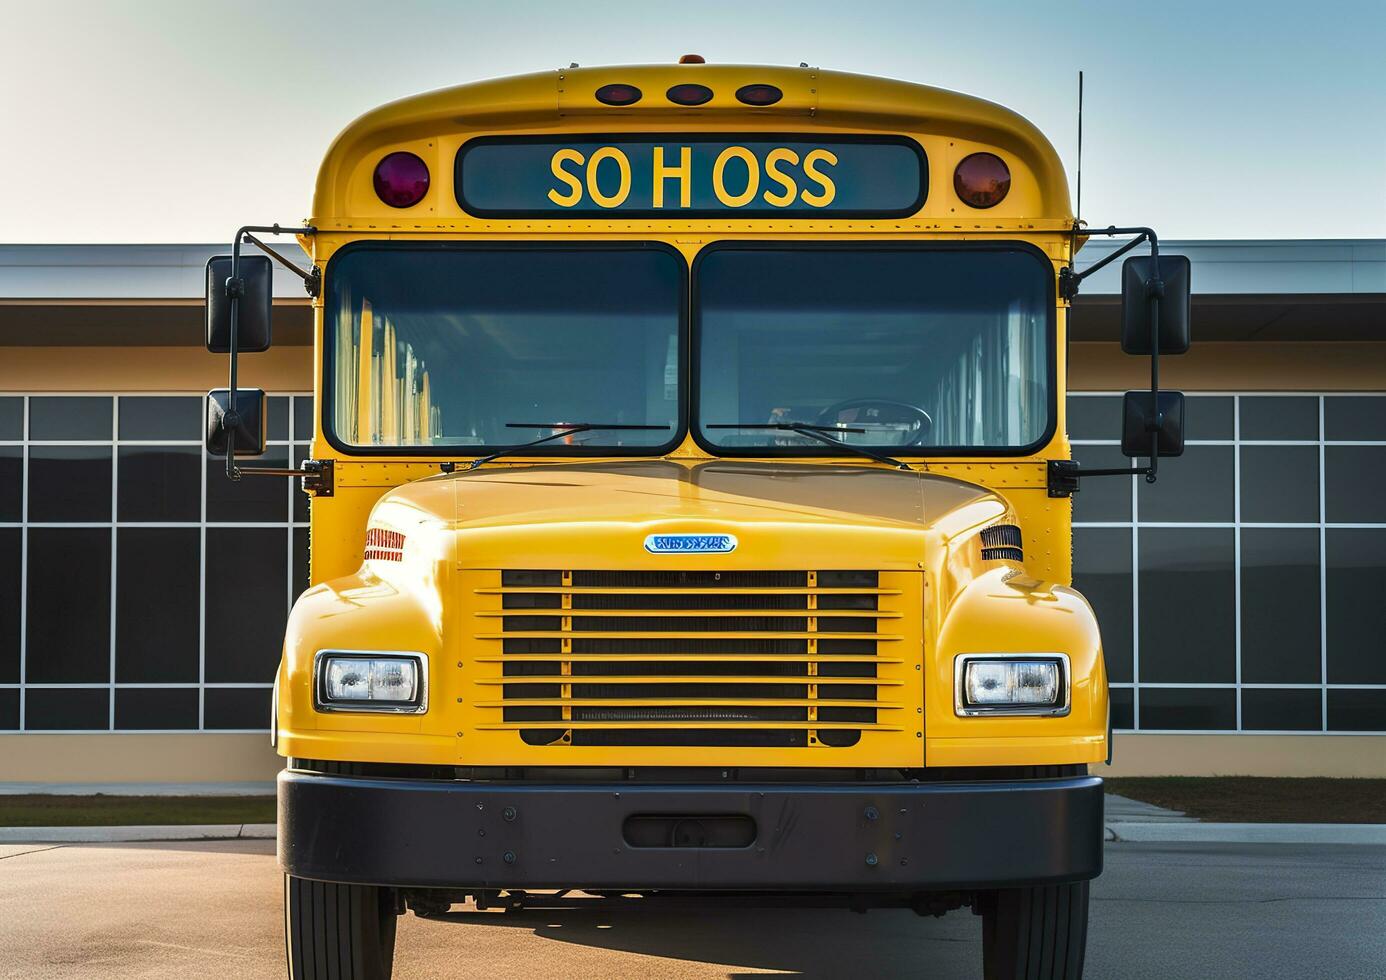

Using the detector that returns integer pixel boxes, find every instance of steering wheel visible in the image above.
[814,398,934,447]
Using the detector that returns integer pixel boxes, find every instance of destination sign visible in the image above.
[455,136,926,217]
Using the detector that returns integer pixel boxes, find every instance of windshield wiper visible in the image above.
[706,422,912,471]
[468,422,671,470]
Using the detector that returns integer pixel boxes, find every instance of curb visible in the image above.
[1106,822,1386,845]
[0,823,276,844]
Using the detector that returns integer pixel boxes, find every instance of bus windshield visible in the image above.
[325,244,684,451]
[695,245,1053,454]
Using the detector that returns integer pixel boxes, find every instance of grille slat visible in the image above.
[481,569,891,747]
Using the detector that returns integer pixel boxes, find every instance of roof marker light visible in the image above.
[372,152,429,208]
[595,83,642,106]
[667,83,714,106]
[736,83,783,106]
[679,54,706,64]
[953,152,1011,209]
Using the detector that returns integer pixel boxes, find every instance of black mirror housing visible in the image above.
[1121,254,1191,355]
[1120,390,1185,458]
[206,388,268,457]
[206,254,273,353]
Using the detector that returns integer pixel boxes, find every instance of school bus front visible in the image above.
[211,62,1152,980]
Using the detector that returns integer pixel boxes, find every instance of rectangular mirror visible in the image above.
[1121,254,1191,355]
[206,254,273,353]
[206,388,267,457]
[1120,390,1185,458]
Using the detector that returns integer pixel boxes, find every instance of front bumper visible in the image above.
[279,769,1104,892]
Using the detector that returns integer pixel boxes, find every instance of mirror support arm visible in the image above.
[1050,225,1166,497]
[223,224,316,481]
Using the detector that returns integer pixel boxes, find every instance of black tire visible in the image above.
[285,875,398,980]
[981,881,1089,980]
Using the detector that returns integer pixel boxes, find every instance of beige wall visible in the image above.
[1071,341,1386,392]
[0,735,282,784]
[1098,734,1386,778]
[0,345,312,392]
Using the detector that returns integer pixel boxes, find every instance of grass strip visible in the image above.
[0,795,276,827]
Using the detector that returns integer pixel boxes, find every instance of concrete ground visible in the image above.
[0,840,1382,979]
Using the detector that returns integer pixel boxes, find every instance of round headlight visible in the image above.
[953,152,1011,209]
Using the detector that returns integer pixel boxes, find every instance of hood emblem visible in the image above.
[644,533,738,555]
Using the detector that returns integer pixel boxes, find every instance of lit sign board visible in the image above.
[456,135,926,218]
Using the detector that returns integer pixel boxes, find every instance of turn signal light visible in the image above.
[373,152,430,208]
[667,83,714,106]
[953,152,1011,209]
[736,83,783,106]
[595,83,642,106]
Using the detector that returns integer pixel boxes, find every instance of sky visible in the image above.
[2,0,1384,243]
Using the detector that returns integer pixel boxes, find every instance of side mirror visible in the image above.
[1120,390,1185,458]
[206,388,267,457]
[206,254,273,353]
[1121,254,1191,355]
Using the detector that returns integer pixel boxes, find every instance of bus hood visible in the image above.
[368,459,1011,571]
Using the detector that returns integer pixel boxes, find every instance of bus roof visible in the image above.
[310,63,1072,229]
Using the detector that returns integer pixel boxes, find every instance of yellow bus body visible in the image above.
[274,63,1107,773]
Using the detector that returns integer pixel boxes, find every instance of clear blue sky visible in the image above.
[3,0,1383,242]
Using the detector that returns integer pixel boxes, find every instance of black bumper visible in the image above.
[279,770,1104,892]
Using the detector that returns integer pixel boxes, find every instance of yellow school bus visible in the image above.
[205,59,1190,980]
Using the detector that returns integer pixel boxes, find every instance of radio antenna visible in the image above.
[1075,70,1084,225]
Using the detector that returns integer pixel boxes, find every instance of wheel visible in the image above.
[980,881,1089,980]
[285,874,398,980]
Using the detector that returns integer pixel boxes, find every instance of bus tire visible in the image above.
[285,874,398,980]
[980,881,1088,980]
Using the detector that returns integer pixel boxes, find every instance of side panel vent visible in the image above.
[364,527,405,562]
[979,524,1023,562]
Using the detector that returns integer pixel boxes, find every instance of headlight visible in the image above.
[954,654,1069,717]
[314,652,427,713]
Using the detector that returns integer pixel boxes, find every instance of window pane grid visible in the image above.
[1073,392,1386,734]
[2,392,310,734]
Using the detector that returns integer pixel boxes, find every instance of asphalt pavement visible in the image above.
[0,839,1382,979]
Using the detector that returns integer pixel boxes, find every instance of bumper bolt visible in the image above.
[502,806,517,822]
[503,851,516,864]
[865,852,878,867]
[864,805,879,821]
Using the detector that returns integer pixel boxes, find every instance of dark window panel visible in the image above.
[0,446,21,521]
[1072,446,1132,523]
[204,687,271,730]
[267,397,289,442]
[1241,688,1321,732]
[116,528,200,683]
[1109,687,1134,731]
[26,528,111,683]
[1325,529,1386,684]
[205,528,287,682]
[1137,445,1234,523]
[1239,396,1319,442]
[1066,396,1122,442]
[28,446,112,522]
[115,687,199,730]
[0,397,22,440]
[1074,528,1133,683]
[1240,529,1321,683]
[117,396,202,441]
[117,447,201,522]
[205,451,289,522]
[1325,447,1386,523]
[1184,396,1234,441]
[1324,396,1386,442]
[1138,528,1236,683]
[293,527,310,602]
[0,688,17,729]
[1239,446,1319,524]
[1138,687,1236,731]
[0,529,19,683]
[29,396,112,440]
[1327,690,1386,732]
[293,396,314,442]
[25,687,109,730]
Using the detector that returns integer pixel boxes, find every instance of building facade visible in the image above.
[1,241,1382,782]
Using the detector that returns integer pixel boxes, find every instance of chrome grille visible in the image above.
[471,570,904,747]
